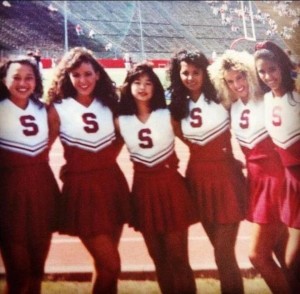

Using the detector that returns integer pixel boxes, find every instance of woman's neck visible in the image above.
[76,95,93,107]
[190,93,201,102]
[272,88,287,98]
[136,102,151,123]
[240,95,249,105]
[190,90,201,102]
[10,97,29,109]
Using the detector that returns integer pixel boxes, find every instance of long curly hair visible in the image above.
[0,58,43,107]
[167,49,218,121]
[254,41,295,94]
[47,47,119,114]
[118,62,166,116]
[208,49,263,108]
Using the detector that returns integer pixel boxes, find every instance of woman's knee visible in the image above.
[285,228,300,268]
[82,234,121,274]
[248,249,261,267]
[143,233,166,264]
[212,224,239,264]
[213,242,239,271]
[248,248,274,269]
[93,252,121,278]
[166,243,189,269]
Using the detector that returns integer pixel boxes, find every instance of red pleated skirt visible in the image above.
[59,163,130,238]
[130,156,196,234]
[281,166,300,229]
[246,158,284,224]
[186,157,247,224]
[0,163,60,244]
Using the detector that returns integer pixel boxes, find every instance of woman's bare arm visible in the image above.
[47,104,60,148]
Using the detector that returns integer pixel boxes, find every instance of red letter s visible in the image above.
[190,107,202,128]
[139,128,153,148]
[239,109,250,129]
[20,115,39,136]
[272,106,282,127]
[82,113,99,133]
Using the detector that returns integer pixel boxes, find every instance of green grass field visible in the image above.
[0,278,271,294]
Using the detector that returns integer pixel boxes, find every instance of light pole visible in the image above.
[64,1,69,52]
[137,1,145,61]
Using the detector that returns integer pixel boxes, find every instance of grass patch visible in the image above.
[0,277,271,293]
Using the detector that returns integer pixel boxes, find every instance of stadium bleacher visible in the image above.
[0,1,295,62]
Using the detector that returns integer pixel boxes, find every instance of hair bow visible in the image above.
[255,42,267,51]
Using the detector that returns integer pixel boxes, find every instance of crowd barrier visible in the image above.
[41,58,169,69]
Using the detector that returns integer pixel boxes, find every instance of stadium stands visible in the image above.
[0,1,291,62]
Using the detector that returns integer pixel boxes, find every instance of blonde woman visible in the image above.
[208,49,290,294]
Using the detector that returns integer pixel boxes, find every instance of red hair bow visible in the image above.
[255,41,267,51]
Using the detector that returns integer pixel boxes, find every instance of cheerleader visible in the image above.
[47,47,130,294]
[208,49,289,294]
[0,58,59,293]
[116,63,196,294]
[168,50,246,294]
[255,40,300,293]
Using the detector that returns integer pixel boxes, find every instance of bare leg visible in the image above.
[142,232,174,294]
[203,222,244,294]
[249,223,290,294]
[27,237,52,294]
[273,225,288,269]
[164,230,196,294]
[285,228,300,294]
[1,243,31,294]
[81,227,123,294]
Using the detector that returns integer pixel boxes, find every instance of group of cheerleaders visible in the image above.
[0,40,299,294]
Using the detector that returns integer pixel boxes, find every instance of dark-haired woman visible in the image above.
[0,58,59,293]
[168,50,246,294]
[255,40,300,293]
[47,47,130,294]
[116,63,196,294]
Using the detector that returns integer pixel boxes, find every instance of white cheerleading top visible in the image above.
[119,109,175,167]
[54,97,116,152]
[181,94,229,145]
[231,99,268,149]
[0,99,48,156]
[264,91,300,149]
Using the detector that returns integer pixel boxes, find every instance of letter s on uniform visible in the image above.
[20,115,39,136]
[82,113,99,133]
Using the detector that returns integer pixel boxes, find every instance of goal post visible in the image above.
[241,0,256,42]
[230,1,257,49]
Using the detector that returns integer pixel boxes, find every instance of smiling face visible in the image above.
[224,69,249,103]
[131,73,154,104]
[255,58,284,96]
[179,61,204,101]
[69,61,99,101]
[4,62,36,107]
